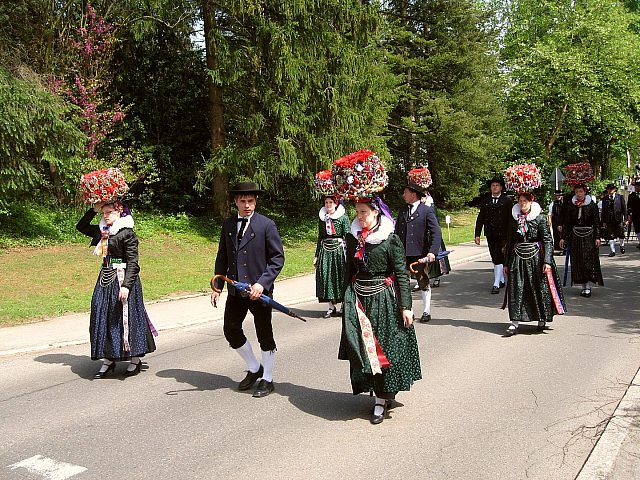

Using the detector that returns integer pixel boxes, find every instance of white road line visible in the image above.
[8,455,87,480]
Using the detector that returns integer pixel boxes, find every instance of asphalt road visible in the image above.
[1,251,640,480]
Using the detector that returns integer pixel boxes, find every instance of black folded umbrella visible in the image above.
[211,275,306,322]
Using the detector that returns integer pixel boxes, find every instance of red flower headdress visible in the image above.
[79,167,129,204]
[407,167,433,189]
[331,149,388,201]
[504,163,542,193]
[564,162,595,185]
[314,170,335,197]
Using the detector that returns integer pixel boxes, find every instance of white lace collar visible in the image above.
[318,204,345,221]
[572,195,592,206]
[511,202,542,221]
[422,196,434,207]
[98,214,135,235]
[351,214,395,244]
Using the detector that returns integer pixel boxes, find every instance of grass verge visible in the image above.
[0,206,477,326]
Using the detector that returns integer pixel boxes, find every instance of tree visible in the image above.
[384,0,511,208]
[500,0,640,181]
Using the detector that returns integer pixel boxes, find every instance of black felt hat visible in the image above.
[486,178,506,190]
[228,182,264,195]
[605,183,617,191]
[404,181,426,197]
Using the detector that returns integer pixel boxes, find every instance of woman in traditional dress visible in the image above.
[314,195,350,317]
[503,192,566,336]
[76,201,156,377]
[339,197,421,424]
[559,184,603,297]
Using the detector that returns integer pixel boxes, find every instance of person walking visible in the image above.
[475,178,512,294]
[333,150,421,425]
[601,183,627,256]
[314,192,350,318]
[395,181,443,323]
[76,201,156,378]
[548,190,565,253]
[559,184,603,297]
[210,182,285,398]
[628,180,640,248]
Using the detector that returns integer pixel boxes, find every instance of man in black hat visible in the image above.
[211,182,285,398]
[548,190,565,253]
[474,178,512,293]
[395,181,442,323]
[601,182,627,256]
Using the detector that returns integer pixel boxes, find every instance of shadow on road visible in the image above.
[156,368,373,421]
[34,353,98,379]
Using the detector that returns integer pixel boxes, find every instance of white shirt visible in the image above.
[237,212,254,237]
[408,200,421,216]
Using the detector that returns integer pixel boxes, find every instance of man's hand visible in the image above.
[474,236,481,245]
[249,282,264,300]
[402,309,414,327]
[211,291,220,308]
[559,239,565,249]
[503,266,509,277]
[419,253,436,264]
[595,239,601,248]
[543,264,551,274]
[118,287,129,303]
[313,257,317,267]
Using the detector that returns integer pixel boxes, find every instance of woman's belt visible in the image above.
[353,276,394,297]
[514,242,540,260]
[320,238,345,251]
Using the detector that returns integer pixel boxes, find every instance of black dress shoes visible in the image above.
[420,313,431,323]
[608,252,616,257]
[239,365,263,391]
[499,281,505,289]
[94,361,116,379]
[432,278,440,288]
[323,308,336,319]
[123,360,142,377]
[370,401,388,424]
[252,379,274,398]
[621,246,625,254]
[491,286,500,294]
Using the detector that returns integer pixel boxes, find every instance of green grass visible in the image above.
[0,205,477,326]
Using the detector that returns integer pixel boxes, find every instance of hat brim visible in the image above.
[404,182,426,197]
[486,178,505,189]
[227,189,264,195]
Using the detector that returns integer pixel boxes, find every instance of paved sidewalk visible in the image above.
[0,241,489,357]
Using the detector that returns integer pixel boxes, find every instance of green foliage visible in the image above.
[0,68,85,209]
[384,0,511,208]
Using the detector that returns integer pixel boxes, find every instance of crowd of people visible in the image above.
[75,156,637,426]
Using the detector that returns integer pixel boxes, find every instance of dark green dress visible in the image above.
[315,209,350,303]
[505,205,566,323]
[562,198,604,286]
[338,227,422,397]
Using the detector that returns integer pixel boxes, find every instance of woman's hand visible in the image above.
[402,309,414,327]
[313,257,317,267]
[503,266,509,277]
[93,202,105,213]
[118,287,130,302]
[595,239,601,248]
[211,291,220,308]
[543,264,551,273]
[559,239,565,249]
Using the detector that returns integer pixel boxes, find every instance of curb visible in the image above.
[575,366,640,479]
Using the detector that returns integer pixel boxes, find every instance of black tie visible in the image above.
[407,204,412,218]
[237,218,247,243]
[493,197,498,205]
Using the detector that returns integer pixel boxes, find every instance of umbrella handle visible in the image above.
[211,274,235,293]
[409,261,420,273]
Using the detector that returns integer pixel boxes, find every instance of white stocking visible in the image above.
[493,265,501,287]
[261,350,276,382]
[609,240,616,253]
[421,289,431,316]
[236,340,260,373]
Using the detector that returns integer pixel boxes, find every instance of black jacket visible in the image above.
[475,193,512,238]
[395,202,442,257]
[76,209,140,290]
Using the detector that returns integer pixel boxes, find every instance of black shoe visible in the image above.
[420,313,431,323]
[608,252,616,257]
[412,283,421,292]
[504,326,517,337]
[499,281,505,289]
[239,365,263,391]
[370,401,388,425]
[252,379,274,398]
[94,361,116,379]
[123,360,142,377]
[331,308,342,317]
[636,244,640,249]
[621,246,625,254]
[491,286,500,294]
[323,308,336,319]
[584,290,591,298]
[579,289,586,297]
[537,321,546,331]
[432,279,440,288]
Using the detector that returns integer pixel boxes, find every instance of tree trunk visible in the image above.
[48,161,66,204]
[202,0,228,217]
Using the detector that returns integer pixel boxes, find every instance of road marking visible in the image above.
[8,455,87,480]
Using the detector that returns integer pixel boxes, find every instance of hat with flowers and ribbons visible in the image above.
[504,163,542,194]
[314,169,335,197]
[563,162,595,185]
[407,167,433,190]
[79,167,129,205]
[331,149,388,201]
